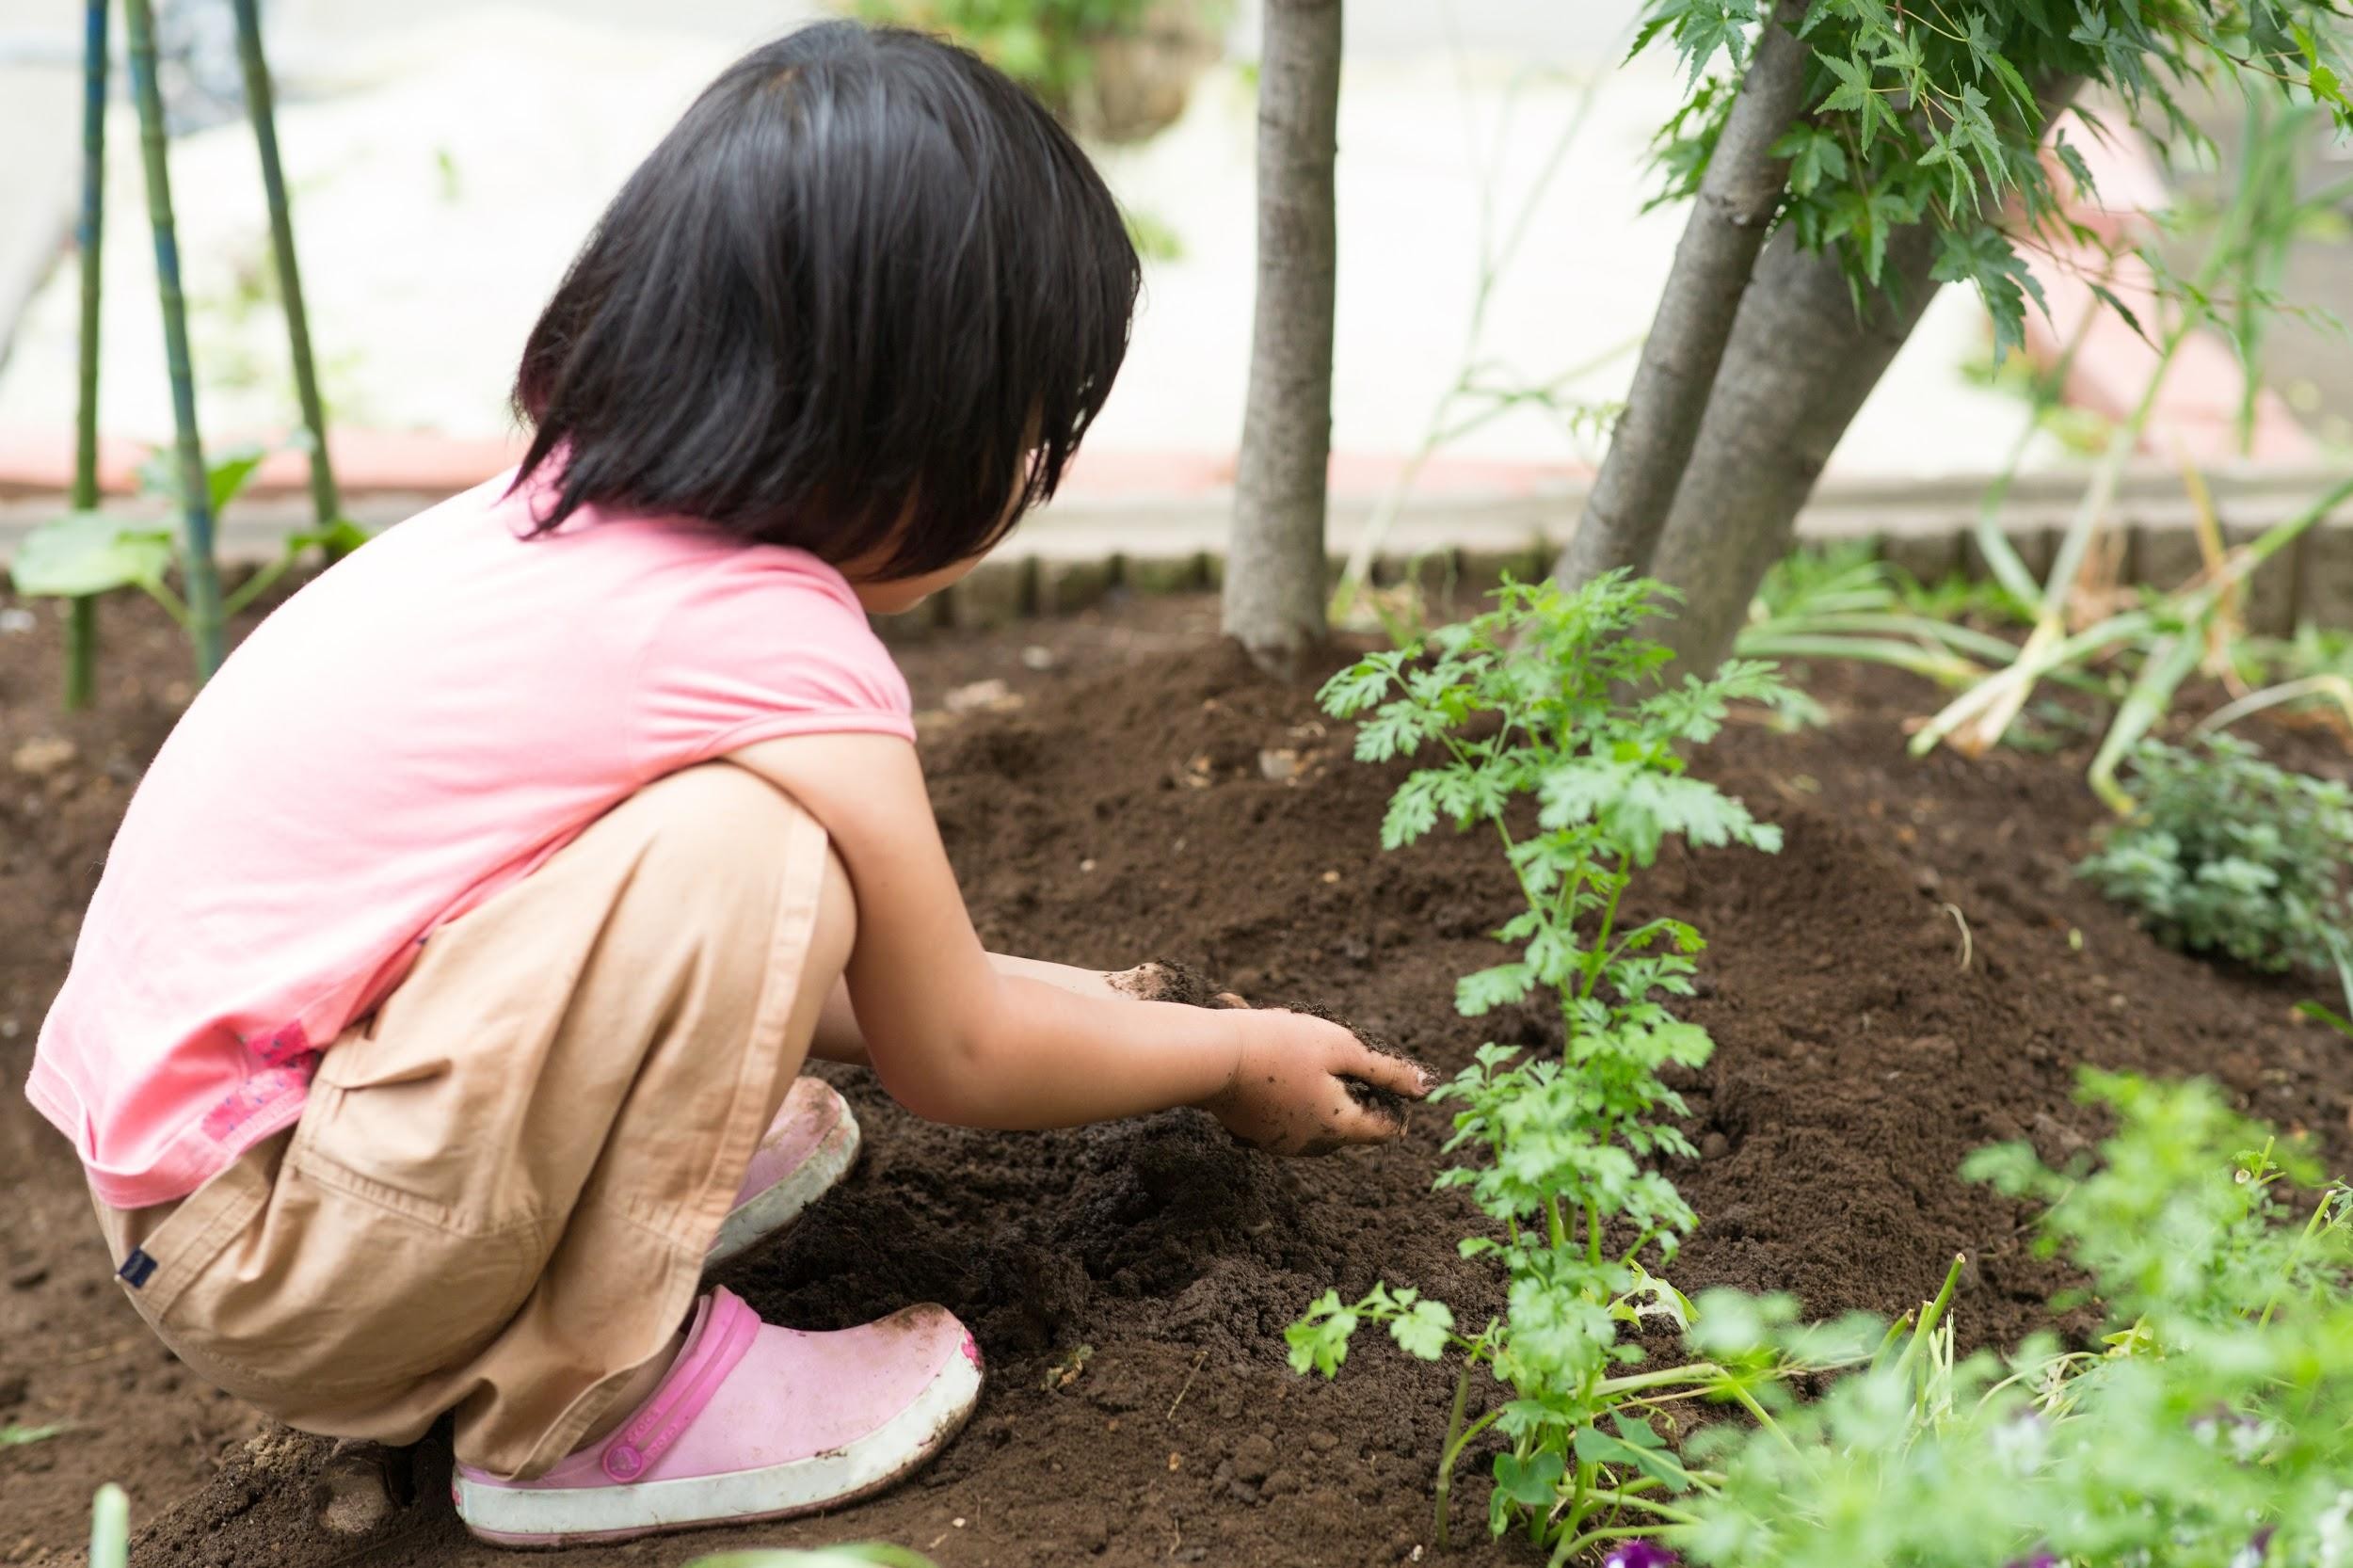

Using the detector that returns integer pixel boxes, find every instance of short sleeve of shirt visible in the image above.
[632,549,916,774]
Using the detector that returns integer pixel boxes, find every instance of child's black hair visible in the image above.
[511,22,1141,578]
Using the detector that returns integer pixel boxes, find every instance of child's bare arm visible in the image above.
[729,736,1426,1151]
[808,955,1140,1066]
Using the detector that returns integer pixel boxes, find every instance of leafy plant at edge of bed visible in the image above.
[1668,1070,2353,1568]
[10,437,368,648]
[1285,572,1814,1559]
[2077,734,2353,974]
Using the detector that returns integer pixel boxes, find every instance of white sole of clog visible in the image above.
[455,1335,980,1549]
[702,1111,862,1271]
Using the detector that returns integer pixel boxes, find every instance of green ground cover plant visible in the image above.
[2077,735,2353,973]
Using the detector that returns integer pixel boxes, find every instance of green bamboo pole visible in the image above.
[65,0,110,710]
[230,0,344,554]
[123,0,225,679]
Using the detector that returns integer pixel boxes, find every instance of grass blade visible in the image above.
[90,1484,128,1568]
[2194,674,2353,741]
[2088,632,2203,813]
[1733,632,1987,686]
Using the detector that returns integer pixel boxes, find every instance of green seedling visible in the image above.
[1289,573,1792,1559]
[3,1423,66,1447]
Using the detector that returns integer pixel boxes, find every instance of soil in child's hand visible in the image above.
[1284,1001,1426,1124]
[1112,957,1242,1008]
[1142,964,1428,1136]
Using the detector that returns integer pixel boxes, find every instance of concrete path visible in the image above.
[0,0,2060,492]
[0,49,78,388]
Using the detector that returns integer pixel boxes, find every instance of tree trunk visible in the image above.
[1225,0,1341,679]
[1644,222,1943,672]
[1554,0,1813,588]
[1642,75,2082,673]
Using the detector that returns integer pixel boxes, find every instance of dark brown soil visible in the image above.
[4,586,2348,1568]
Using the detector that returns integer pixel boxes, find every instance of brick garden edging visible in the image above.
[7,460,2341,632]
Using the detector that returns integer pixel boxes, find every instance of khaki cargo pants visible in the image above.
[90,763,849,1480]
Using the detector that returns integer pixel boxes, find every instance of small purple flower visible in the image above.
[1602,1543,1680,1568]
[2002,1556,2061,1568]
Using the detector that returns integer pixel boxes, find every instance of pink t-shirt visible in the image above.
[28,472,914,1209]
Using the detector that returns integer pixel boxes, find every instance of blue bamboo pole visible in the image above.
[123,0,226,679]
[230,0,344,555]
[65,0,110,710]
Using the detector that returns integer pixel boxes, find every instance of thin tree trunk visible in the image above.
[1225,0,1341,680]
[65,0,109,711]
[1645,221,1943,671]
[1645,76,2083,673]
[1554,0,1813,588]
[232,0,346,553]
[125,0,226,680]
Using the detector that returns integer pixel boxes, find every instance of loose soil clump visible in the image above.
[1,590,2345,1568]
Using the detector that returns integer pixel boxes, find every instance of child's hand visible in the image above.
[1200,1010,1433,1157]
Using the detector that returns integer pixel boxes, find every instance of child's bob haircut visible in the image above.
[511,23,1142,579]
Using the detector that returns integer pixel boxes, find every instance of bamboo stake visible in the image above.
[123,0,225,679]
[65,0,110,710]
[230,0,344,553]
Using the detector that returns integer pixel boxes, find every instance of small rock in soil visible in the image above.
[2028,1112,2089,1160]
[1230,1434,1274,1483]
[1904,1033,1960,1065]
[944,678,1020,714]
[9,738,74,778]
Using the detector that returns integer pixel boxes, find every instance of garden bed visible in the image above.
[2,587,2346,1568]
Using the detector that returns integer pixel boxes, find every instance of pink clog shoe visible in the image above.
[454,1287,982,1547]
[706,1077,862,1270]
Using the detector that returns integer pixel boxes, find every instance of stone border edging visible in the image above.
[9,460,2342,631]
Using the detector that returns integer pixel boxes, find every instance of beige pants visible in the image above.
[90,763,850,1480]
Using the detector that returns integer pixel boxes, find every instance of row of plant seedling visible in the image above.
[1289,571,2353,1567]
